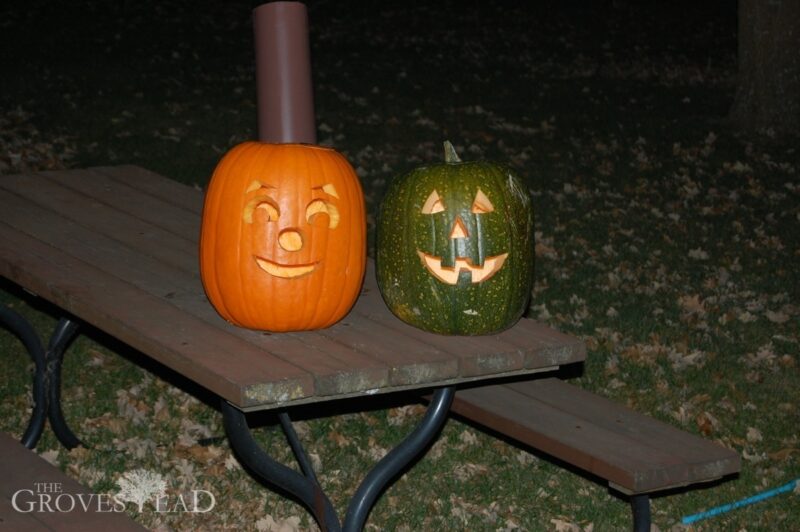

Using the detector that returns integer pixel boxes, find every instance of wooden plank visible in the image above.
[0,174,198,274]
[35,168,202,240]
[0,497,53,532]
[0,433,146,531]
[93,165,205,214]
[0,223,314,408]
[352,281,527,376]
[451,383,676,491]
[493,320,587,370]
[505,379,741,486]
[317,312,458,386]
[452,379,740,492]
[280,330,391,397]
[0,184,392,400]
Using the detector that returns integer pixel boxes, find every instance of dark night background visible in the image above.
[1,0,745,185]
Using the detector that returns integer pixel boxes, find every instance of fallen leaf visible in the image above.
[746,427,763,443]
[766,310,790,323]
[768,448,798,461]
[328,430,350,447]
[550,518,582,531]
[695,411,720,436]
[688,248,709,260]
[255,515,302,532]
[742,449,767,463]
[678,294,706,315]
[459,430,479,446]
[38,449,60,466]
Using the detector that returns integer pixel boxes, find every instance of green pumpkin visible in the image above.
[376,141,534,335]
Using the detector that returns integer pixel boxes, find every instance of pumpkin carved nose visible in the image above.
[449,216,469,239]
[278,229,303,251]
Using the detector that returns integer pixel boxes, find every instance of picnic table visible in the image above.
[0,165,586,530]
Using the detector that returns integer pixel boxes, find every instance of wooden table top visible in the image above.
[0,166,585,410]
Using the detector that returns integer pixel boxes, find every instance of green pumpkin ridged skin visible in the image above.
[376,156,534,335]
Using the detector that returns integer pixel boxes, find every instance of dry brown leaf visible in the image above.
[328,430,350,447]
[768,448,799,461]
[746,427,763,443]
[179,444,223,462]
[679,294,706,315]
[690,393,711,405]
[387,404,424,426]
[695,411,720,436]
[766,310,790,323]
[38,449,60,466]
[453,462,489,481]
[255,515,302,532]
[459,430,479,447]
[550,517,582,531]
[84,412,127,433]
[535,241,558,258]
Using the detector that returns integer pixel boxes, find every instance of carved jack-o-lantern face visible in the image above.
[416,187,508,285]
[200,142,366,332]
[243,180,341,279]
[376,143,534,335]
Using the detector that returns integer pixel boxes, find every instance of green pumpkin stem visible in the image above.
[443,140,462,163]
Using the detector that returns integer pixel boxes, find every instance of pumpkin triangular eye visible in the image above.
[471,188,494,214]
[421,189,445,214]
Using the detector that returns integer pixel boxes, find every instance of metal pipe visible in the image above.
[253,1,316,144]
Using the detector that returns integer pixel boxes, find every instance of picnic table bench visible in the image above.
[0,165,739,530]
[0,431,146,531]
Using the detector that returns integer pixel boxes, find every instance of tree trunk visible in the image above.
[730,0,800,136]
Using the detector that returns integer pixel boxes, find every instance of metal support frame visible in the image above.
[222,386,455,531]
[0,308,82,449]
[631,494,651,532]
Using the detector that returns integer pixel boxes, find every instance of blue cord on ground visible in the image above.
[682,478,799,525]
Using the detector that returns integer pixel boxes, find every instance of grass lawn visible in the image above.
[1,0,798,530]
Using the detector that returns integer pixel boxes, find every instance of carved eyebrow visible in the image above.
[312,183,339,198]
[245,180,276,194]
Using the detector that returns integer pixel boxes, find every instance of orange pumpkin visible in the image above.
[200,142,366,331]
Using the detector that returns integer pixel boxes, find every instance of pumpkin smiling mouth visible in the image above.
[417,250,508,285]
[254,256,318,279]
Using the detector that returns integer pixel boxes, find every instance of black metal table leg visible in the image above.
[46,318,82,449]
[222,386,455,532]
[221,400,341,531]
[0,306,48,449]
[343,386,454,531]
[0,309,83,450]
[631,494,651,532]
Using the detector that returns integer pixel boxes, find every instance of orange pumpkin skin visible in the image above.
[200,142,366,331]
